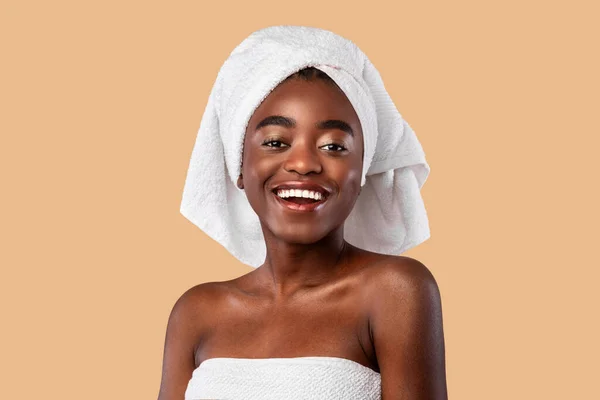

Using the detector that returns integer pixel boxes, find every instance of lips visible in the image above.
[270,181,332,212]
[271,181,330,198]
[272,191,328,212]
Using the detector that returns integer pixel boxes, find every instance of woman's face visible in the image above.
[238,77,364,244]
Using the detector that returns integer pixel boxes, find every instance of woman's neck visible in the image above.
[258,232,351,299]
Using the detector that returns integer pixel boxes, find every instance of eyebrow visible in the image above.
[255,115,354,136]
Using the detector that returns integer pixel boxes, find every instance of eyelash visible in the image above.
[261,139,347,152]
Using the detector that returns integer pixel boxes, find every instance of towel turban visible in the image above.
[180,25,431,268]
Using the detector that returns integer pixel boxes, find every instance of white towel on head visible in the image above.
[180,25,431,268]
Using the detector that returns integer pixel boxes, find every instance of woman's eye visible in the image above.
[262,140,287,148]
[322,143,347,152]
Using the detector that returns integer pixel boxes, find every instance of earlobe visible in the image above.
[237,174,244,190]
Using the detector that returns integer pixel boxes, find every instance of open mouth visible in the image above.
[272,191,329,212]
[281,197,320,204]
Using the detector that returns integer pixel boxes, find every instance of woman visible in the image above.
[158,26,447,399]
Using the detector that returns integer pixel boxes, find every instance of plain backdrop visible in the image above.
[1,1,598,399]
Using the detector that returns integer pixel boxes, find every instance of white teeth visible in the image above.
[276,188,324,200]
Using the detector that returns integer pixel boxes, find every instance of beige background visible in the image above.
[1,1,598,399]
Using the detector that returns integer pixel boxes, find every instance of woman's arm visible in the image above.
[157,286,205,400]
[370,257,448,399]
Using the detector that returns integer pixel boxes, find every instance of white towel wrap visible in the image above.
[184,356,382,400]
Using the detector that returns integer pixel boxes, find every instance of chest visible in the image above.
[194,283,377,370]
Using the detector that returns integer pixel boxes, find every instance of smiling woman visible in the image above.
[237,73,364,241]
[158,25,447,400]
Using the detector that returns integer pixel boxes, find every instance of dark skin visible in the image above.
[158,78,448,399]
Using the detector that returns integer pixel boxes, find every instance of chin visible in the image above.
[270,223,330,244]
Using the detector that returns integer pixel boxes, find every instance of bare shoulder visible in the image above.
[157,280,231,400]
[172,281,224,309]
[364,254,447,398]
[167,280,230,334]
[365,254,443,339]
[366,255,440,298]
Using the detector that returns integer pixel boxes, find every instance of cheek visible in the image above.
[343,169,362,197]
[242,153,278,197]
[343,152,364,184]
[246,155,273,177]
[330,160,363,198]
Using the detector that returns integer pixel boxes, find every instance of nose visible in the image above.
[282,139,323,176]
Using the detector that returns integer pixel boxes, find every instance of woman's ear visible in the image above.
[237,174,244,190]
